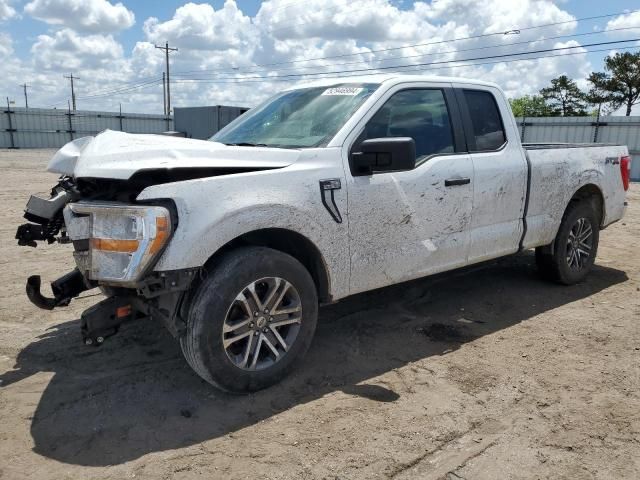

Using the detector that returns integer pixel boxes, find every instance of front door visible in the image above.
[344,86,473,295]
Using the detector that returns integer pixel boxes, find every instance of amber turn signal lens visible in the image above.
[149,216,170,254]
[90,238,140,253]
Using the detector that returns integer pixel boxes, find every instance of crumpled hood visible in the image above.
[47,129,300,180]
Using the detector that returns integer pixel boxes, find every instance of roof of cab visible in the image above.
[285,74,501,90]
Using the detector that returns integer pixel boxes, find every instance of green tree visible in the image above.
[509,95,549,117]
[539,75,587,116]
[589,52,640,116]
[585,72,616,117]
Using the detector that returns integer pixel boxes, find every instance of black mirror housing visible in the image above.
[351,137,417,175]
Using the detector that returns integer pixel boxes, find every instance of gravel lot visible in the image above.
[0,149,638,480]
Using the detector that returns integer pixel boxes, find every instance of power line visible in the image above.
[172,25,640,78]
[174,10,639,76]
[266,6,633,39]
[171,38,640,83]
[30,9,640,109]
[40,73,161,107]
[155,42,178,114]
[38,43,640,111]
[76,78,162,100]
[170,44,640,85]
[45,78,163,107]
[383,45,640,76]
[46,20,621,107]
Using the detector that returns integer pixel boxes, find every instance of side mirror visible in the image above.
[351,137,416,176]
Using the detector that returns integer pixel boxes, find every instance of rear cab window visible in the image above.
[463,90,506,151]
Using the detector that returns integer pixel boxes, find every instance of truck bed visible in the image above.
[521,143,628,251]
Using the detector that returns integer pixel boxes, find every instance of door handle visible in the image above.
[444,177,471,187]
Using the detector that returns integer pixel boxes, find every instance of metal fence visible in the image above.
[2,108,639,180]
[516,116,640,180]
[1,106,173,149]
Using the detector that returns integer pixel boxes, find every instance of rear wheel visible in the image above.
[535,200,600,285]
[180,246,318,392]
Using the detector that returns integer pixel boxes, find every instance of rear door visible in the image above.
[454,85,527,263]
[343,82,474,295]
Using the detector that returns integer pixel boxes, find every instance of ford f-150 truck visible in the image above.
[15,75,631,392]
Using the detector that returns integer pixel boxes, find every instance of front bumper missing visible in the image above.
[15,178,77,247]
[24,268,138,344]
[26,268,92,310]
[25,266,199,345]
[17,178,192,345]
[81,296,137,345]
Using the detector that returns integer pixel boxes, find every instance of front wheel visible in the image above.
[535,200,600,285]
[180,246,318,393]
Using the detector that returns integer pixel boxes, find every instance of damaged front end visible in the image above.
[16,176,77,247]
[17,176,93,311]
[15,129,297,347]
[15,174,198,346]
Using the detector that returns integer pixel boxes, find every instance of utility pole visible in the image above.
[21,83,30,109]
[64,74,79,111]
[155,42,177,115]
[162,72,167,115]
[6,97,16,148]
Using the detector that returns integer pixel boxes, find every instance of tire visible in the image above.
[180,246,318,393]
[535,200,600,285]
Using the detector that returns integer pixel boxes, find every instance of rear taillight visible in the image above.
[620,155,631,191]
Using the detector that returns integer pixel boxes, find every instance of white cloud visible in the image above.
[606,10,640,31]
[0,31,13,56]
[31,28,124,70]
[478,41,591,98]
[245,0,586,101]
[3,0,602,114]
[418,0,576,34]
[130,0,594,111]
[255,0,439,42]
[143,1,255,51]
[24,0,134,33]
[0,0,16,21]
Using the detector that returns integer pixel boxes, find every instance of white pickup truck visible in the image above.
[16,75,631,392]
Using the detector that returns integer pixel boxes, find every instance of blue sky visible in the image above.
[0,0,638,113]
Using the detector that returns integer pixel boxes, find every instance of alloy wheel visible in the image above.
[222,277,302,371]
[566,217,593,271]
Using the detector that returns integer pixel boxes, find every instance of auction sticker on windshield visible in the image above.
[321,87,364,96]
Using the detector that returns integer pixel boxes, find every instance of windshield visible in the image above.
[211,83,379,148]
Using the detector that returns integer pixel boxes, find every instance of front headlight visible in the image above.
[63,202,172,285]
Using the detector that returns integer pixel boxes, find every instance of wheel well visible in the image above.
[569,184,604,226]
[207,228,332,303]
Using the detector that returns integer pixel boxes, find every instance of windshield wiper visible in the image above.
[225,142,269,147]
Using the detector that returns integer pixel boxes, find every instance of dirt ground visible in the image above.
[0,149,638,480]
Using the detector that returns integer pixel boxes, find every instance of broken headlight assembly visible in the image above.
[64,202,172,285]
